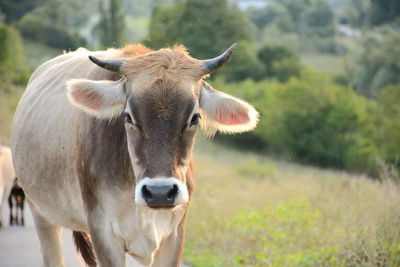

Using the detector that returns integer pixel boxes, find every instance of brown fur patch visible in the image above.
[122,45,203,88]
[122,44,152,58]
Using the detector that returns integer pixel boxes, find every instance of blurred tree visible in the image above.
[376,84,400,167]
[0,25,29,88]
[220,40,265,82]
[246,4,291,31]
[303,0,334,38]
[17,13,87,50]
[369,0,400,26]
[0,0,48,23]
[350,30,400,98]
[258,45,301,82]
[98,0,126,48]
[212,69,378,173]
[258,69,377,171]
[148,0,251,59]
[146,3,184,49]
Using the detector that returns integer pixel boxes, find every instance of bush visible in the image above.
[376,84,400,168]
[17,14,86,50]
[220,41,265,82]
[258,45,301,82]
[0,25,30,87]
[212,68,378,173]
[350,30,400,98]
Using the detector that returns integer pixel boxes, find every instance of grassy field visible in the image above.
[184,137,400,266]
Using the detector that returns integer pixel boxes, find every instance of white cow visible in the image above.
[12,43,258,266]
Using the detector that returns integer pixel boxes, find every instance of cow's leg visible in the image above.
[20,199,25,226]
[87,208,125,267]
[29,201,65,267]
[0,187,4,227]
[8,195,13,225]
[152,213,187,267]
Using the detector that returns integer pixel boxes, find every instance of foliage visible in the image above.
[376,84,400,167]
[0,24,29,87]
[350,30,400,98]
[369,0,400,26]
[146,3,184,49]
[148,0,251,59]
[16,13,86,50]
[212,68,378,173]
[258,45,301,82]
[246,0,335,53]
[246,4,291,31]
[0,0,48,23]
[0,24,29,141]
[338,0,369,28]
[220,41,265,82]
[98,0,126,48]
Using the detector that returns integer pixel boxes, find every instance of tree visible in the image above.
[350,30,400,98]
[98,0,126,48]
[369,0,400,26]
[148,0,251,59]
[258,45,301,82]
[0,0,48,23]
[376,84,400,167]
[221,40,265,82]
[146,3,184,49]
[0,25,29,88]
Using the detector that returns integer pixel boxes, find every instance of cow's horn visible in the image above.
[202,43,237,74]
[88,56,124,72]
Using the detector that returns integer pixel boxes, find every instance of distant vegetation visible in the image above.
[0,0,399,174]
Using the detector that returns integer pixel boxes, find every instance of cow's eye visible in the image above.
[124,112,133,124]
[190,113,201,127]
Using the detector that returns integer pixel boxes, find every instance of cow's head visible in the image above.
[67,44,258,209]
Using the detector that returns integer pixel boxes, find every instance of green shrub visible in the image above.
[212,68,378,173]
[0,25,30,87]
[376,84,400,168]
[17,14,86,50]
[220,40,265,82]
[258,45,301,82]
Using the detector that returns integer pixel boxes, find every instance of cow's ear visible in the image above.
[67,78,126,119]
[199,81,259,137]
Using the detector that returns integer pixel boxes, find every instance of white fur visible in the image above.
[135,177,189,206]
[67,78,126,119]
[199,83,259,137]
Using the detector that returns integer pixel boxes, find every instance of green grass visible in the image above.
[300,53,344,73]
[184,138,400,266]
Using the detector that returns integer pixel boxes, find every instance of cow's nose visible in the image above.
[141,184,179,208]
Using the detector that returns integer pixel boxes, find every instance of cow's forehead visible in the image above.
[122,46,203,90]
[128,80,196,127]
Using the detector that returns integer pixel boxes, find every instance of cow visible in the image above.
[0,145,16,228]
[11,43,259,267]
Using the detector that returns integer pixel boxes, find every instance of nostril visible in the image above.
[142,185,153,200]
[166,184,178,201]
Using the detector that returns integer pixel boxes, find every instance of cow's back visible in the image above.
[11,48,120,230]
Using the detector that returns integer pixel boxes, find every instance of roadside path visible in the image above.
[0,204,190,266]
